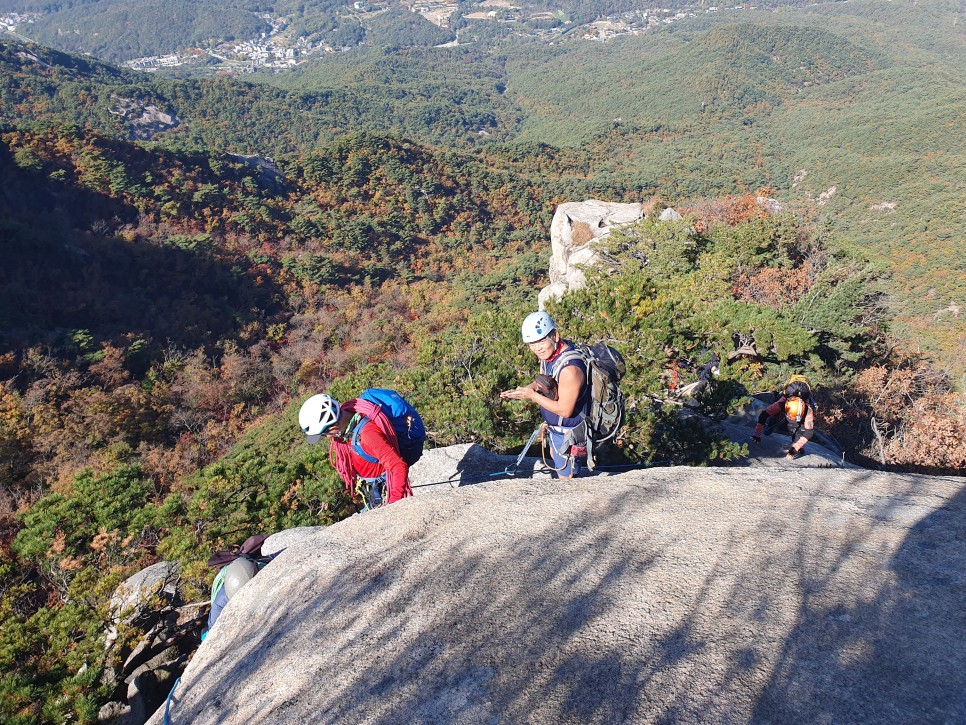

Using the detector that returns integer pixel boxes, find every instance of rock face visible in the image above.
[262,443,566,555]
[659,206,683,221]
[408,442,553,492]
[108,562,181,629]
[228,154,286,191]
[538,199,645,308]
[148,462,965,724]
[101,562,206,724]
[108,96,179,140]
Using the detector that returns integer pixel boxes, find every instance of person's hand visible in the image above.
[500,387,532,401]
[785,447,801,460]
[751,435,761,444]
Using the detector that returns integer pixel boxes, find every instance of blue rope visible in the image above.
[410,458,671,489]
[162,676,181,725]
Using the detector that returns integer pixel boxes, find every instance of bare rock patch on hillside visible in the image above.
[150,465,965,724]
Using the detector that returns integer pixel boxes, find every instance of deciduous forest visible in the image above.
[0,0,963,721]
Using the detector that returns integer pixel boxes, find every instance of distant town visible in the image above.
[0,11,39,35]
[1,3,756,75]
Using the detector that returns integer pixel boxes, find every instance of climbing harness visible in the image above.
[539,425,571,473]
[353,473,386,512]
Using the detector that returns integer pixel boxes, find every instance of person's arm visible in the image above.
[501,365,585,419]
[501,381,540,396]
[802,402,815,430]
[359,425,410,503]
[753,397,785,441]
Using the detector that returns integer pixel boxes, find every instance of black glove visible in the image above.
[534,373,558,401]
[751,435,761,444]
[785,447,801,459]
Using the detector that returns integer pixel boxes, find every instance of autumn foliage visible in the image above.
[0,126,962,725]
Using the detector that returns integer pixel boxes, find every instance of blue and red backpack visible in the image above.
[350,388,426,466]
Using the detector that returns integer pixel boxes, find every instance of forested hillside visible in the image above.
[0,0,963,721]
[1,0,871,65]
[1,122,963,722]
[24,0,270,63]
[0,41,520,149]
[3,0,960,373]
[495,2,965,369]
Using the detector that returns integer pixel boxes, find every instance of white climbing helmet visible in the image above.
[299,394,340,444]
[223,557,257,599]
[521,311,556,343]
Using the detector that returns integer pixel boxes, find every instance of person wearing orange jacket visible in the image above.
[299,393,412,508]
[752,379,816,460]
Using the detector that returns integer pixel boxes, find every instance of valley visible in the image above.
[2,1,760,72]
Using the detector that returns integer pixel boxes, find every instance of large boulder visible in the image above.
[262,444,556,555]
[408,442,550,493]
[538,199,645,308]
[107,562,181,644]
[147,464,965,724]
[101,563,205,724]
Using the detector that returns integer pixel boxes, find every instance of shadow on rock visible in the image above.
[152,468,966,725]
[748,477,966,723]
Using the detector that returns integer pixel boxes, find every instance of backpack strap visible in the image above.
[543,348,584,378]
[350,417,379,464]
[541,347,589,426]
[210,566,228,607]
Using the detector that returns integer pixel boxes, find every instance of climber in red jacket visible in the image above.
[299,393,414,509]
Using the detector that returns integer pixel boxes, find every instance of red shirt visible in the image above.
[350,422,411,503]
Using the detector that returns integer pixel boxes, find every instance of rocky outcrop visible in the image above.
[262,443,558,555]
[408,441,551,492]
[228,154,286,191]
[108,96,179,140]
[100,563,206,724]
[538,199,646,308]
[148,450,965,724]
[108,562,180,631]
[659,206,683,221]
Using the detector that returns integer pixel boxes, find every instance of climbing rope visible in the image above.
[539,425,570,473]
[408,456,672,490]
[162,676,181,725]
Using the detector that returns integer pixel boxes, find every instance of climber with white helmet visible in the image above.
[299,393,342,446]
[299,391,421,509]
[500,311,591,478]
